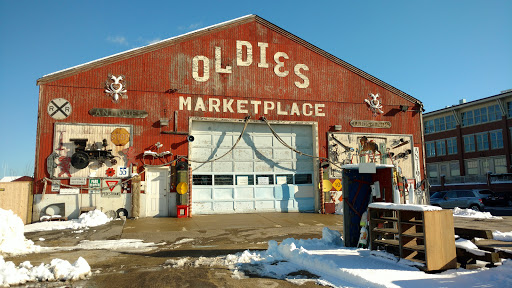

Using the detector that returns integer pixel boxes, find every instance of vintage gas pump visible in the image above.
[175,160,189,217]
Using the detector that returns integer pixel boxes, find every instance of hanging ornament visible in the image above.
[105,74,127,103]
[364,93,384,116]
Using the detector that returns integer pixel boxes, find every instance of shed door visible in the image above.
[146,168,170,217]
[190,121,315,214]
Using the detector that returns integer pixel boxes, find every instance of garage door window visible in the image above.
[295,174,312,184]
[236,175,254,185]
[214,175,234,185]
[257,175,274,185]
[193,175,212,185]
[276,174,293,184]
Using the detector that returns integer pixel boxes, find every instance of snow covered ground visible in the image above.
[216,228,512,287]
[2,206,512,287]
[452,207,503,219]
[0,208,159,287]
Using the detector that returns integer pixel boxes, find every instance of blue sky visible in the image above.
[0,0,511,176]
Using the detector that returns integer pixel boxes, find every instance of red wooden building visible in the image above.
[34,15,425,220]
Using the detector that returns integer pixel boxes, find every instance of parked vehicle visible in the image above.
[477,189,511,206]
[430,190,485,211]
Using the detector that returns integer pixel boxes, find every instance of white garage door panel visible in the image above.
[213,161,233,172]
[213,188,234,200]
[234,162,254,172]
[235,188,254,199]
[191,121,315,214]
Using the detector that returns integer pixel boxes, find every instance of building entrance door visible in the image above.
[146,168,170,217]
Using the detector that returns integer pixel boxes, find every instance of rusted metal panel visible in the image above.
[34,18,424,196]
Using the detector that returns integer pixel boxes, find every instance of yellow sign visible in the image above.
[319,180,333,192]
[111,128,130,146]
[332,179,342,191]
[176,182,188,195]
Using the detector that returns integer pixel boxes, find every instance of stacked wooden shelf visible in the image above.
[368,203,457,271]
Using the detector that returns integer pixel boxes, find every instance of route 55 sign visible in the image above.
[117,167,129,178]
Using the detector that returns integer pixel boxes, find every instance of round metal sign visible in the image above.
[111,128,130,146]
[176,182,188,194]
[47,98,72,120]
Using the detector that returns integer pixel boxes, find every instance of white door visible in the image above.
[146,168,170,217]
[190,121,315,214]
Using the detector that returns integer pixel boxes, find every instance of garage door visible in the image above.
[189,121,315,214]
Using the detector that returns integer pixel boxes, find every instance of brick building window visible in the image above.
[476,133,489,151]
[447,138,457,155]
[463,135,475,152]
[490,130,503,149]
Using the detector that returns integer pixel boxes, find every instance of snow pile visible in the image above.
[452,207,503,219]
[0,256,91,286]
[0,209,40,256]
[226,228,512,287]
[455,238,485,256]
[493,231,512,242]
[25,209,113,233]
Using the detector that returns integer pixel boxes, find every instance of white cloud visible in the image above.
[106,36,128,45]
[178,22,202,31]
[147,38,162,45]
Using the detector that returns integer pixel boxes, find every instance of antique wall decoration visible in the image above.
[105,74,127,103]
[364,93,384,116]
[47,98,72,120]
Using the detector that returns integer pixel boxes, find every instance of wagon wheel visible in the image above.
[71,151,90,169]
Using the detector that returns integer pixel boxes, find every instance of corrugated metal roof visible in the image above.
[37,15,421,105]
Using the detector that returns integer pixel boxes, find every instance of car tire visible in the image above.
[469,204,481,212]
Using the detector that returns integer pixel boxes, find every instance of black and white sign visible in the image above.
[70,177,87,185]
[47,98,72,120]
[51,180,61,192]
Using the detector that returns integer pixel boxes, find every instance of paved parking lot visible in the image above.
[13,212,512,287]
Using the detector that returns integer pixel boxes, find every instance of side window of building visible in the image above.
[447,138,457,155]
[488,104,502,122]
[508,101,512,118]
[494,157,507,173]
[426,141,436,157]
[436,140,446,156]
[465,160,479,175]
[490,130,503,149]
[476,133,489,151]
[463,135,475,152]
[424,120,434,134]
[450,162,460,177]
[427,164,438,179]
[461,111,474,127]
[445,115,456,130]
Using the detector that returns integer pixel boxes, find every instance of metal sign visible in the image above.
[111,128,130,146]
[47,98,72,120]
[70,177,87,185]
[89,108,148,118]
[60,188,79,195]
[350,120,391,129]
[51,180,61,192]
[413,147,421,184]
[117,167,129,178]
[332,179,342,191]
[89,178,101,188]
[101,179,121,197]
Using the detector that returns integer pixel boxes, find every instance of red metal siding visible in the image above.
[34,19,424,194]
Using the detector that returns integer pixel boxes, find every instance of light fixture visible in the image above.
[159,118,169,126]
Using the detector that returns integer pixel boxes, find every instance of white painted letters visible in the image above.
[257,42,269,68]
[215,47,232,74]
[273,52,289,77]
[192,56,209,82]
[236,41,252,67]
[294,64,310,88]
[191,40,310,89]
[178,96,325,117]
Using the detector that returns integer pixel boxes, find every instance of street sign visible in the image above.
[101,179,121,197]
[117,167,129,178]
[332,179,342,191]
[47,98,72,120]
[60,188,79,195]
[51,180,61,192]
[111,128,130,146]
[70,177,87,185]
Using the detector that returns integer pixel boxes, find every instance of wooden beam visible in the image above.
[454,227,493,240]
